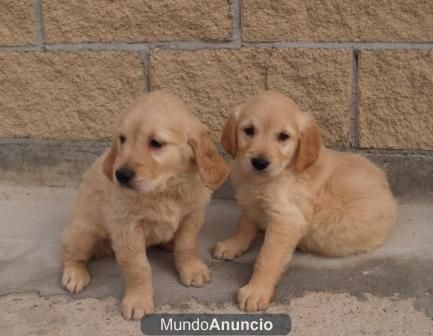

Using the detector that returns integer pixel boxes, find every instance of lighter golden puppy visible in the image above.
[62,91,229,320]
[214,90,396,312]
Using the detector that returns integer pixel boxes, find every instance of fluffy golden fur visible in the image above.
[214,90,397,312]
[62,91,229,320]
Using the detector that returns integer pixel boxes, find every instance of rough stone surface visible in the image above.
[0,51,145,139]
[358,50,433,149]
[267,49,352,146]
[0,0,35,46]
[242,0,433,42]
[0,294,142,336]
[43,0,232,43]
[415,295,433,319]
[150,48,352,146]
[1,293,433,336]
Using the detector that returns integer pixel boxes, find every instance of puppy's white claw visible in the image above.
[213,240,244,261]
[178,259,211,287]
[238,283,273,312]
[121,293,154,321]
[62,265,90,294]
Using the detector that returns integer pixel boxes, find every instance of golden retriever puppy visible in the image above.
[214,90,396,312]
[62,91,229,320]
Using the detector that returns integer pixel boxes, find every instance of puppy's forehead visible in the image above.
[240,91,302,129]
[121,92,192,137]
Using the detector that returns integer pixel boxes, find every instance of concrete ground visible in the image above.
[0,182,433,335]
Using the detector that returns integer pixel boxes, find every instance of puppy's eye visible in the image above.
[278,132,290,142]
[244,126,255,136]
[119,135,126,144]
[149,138,164,149]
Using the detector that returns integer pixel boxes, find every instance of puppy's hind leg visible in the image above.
[300,191,396,257]
[214,212,258,261]
[62,220,100,294]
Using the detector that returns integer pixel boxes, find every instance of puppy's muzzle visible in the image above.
[115,167,135,187]
[251,157,270,172]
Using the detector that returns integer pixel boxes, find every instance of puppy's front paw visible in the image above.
[238,283,273,312]
[121,292,154,320]
[177,258,210,287]
[62,263,90,294]
[213,239,245,261]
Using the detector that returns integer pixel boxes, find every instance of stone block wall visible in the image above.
[1,0,432,152]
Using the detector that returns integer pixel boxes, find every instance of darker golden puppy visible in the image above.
[214,90,396,312]
[62,91,229,320]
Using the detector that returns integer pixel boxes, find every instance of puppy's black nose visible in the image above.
[115,167,135,186]
[251,157,270,171]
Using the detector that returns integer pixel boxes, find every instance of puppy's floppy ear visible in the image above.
[221,106,241,158]
[294,116,321,171]
[190,128,229,191]
[102,138,118,181]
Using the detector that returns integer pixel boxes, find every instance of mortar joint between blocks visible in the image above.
[33,0,46,47]
[349,48,360,148]
[3,41,433,53]
[230,0,242,42]
[138,49,151,92]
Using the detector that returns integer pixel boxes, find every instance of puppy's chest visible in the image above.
[237,188,269,229]
[138,201,183,245]
[237,178,310,229]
